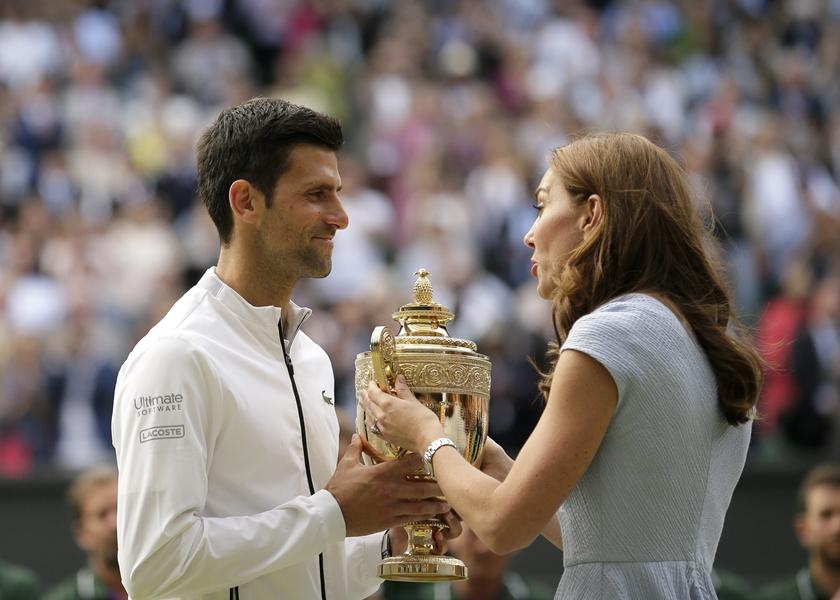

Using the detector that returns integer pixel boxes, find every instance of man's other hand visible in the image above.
[326,435,450,537]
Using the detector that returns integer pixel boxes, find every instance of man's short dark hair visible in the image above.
[196,97,343,244]
[797,464,840,514]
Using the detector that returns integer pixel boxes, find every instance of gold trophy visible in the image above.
[355,268,491,581]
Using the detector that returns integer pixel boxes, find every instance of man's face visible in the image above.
[74,480,119,568]
[256,144,348,280]
[796,485,840,569]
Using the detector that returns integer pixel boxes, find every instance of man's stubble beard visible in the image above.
[258,234,332,283]
[298,246,332,279]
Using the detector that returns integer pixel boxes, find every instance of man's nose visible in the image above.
[326,198,349,230]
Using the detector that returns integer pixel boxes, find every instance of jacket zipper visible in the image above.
[279,319,328,600]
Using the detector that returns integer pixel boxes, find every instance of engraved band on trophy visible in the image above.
[355,268,491,582]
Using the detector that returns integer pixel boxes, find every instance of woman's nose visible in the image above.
[523,224,535,249]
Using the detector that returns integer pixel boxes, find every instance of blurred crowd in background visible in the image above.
[0,0,839,480]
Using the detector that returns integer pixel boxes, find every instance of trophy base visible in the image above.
[378,555,467,582]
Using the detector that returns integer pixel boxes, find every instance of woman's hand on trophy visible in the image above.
[362,375,445,455]
[479,437,515,482]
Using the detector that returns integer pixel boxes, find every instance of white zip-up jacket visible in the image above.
[112,268,382,599]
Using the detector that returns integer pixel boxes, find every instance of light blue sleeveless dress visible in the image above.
[555,294,750,599]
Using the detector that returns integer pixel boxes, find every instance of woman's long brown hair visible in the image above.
[539,133,762,425]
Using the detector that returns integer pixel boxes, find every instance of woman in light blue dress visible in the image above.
[362,133,764,599]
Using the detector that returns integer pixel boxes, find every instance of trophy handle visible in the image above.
[370,326,399,393]
[369,326,408,458]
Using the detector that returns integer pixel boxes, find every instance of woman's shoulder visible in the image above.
[580,292,683,330]
[561,294,683,403]
[593,292,675,315]
[567,293,696,360]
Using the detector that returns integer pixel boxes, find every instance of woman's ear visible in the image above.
[229,179,264,226]
[581,194,603,235]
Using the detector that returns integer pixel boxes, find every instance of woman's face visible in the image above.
[523,168,588,299]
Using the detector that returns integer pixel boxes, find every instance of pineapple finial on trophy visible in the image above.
[413,268,433,304]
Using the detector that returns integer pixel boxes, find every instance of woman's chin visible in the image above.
[536,281,554,299]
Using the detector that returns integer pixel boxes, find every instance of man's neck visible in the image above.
[811,556,840,597]
[90,557,127,599]
[216,248,294,309]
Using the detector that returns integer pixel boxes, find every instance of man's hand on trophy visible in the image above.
[326,434,450,537]
[479,437,515,483]
[362,376,445,455]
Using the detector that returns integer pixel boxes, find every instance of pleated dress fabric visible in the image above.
[554,294,750,599]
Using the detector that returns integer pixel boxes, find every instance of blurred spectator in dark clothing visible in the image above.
[781,275,840,450]
[759,464,840,600]
[44,307,118,470]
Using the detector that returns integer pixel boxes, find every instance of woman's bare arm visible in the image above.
[364,348,617,554]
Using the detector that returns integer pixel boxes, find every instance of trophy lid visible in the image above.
[392,268,476,351]
[357,267,490,403]
[392,268,453,335]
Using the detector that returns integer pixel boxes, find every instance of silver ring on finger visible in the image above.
[371,419,382,435]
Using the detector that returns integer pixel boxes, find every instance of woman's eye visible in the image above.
[532,203,544,213]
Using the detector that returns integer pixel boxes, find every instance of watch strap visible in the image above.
[423,437,457,477]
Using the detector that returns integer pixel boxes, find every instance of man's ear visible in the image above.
[229,179,264,226]
[580,193,603,234]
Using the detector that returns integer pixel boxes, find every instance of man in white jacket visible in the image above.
[112,98,454,599]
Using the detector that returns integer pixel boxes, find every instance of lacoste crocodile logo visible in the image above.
[321,390,334,405]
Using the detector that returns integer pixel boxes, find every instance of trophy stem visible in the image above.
[404,520,440,556]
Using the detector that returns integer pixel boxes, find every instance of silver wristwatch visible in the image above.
[381,529,391,559]
[422,437,457,477]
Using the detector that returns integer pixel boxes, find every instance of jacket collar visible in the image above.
[197,267,312,347]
